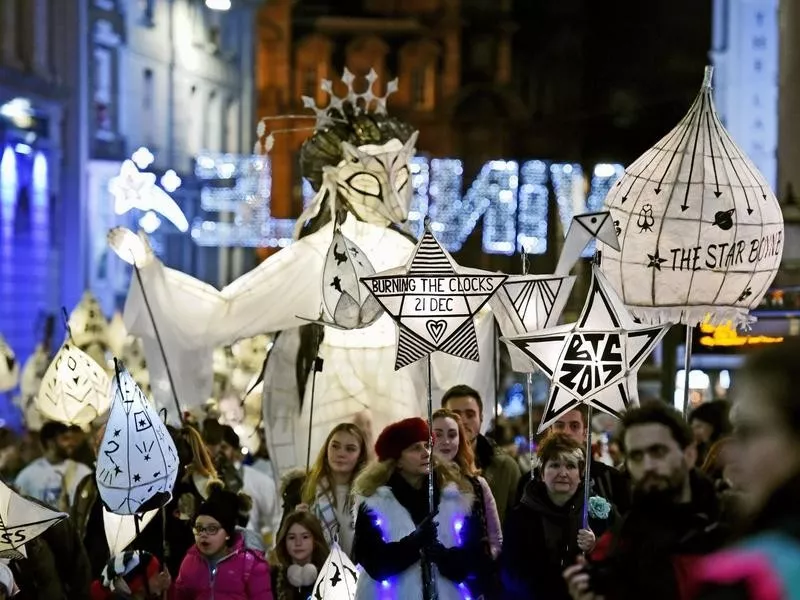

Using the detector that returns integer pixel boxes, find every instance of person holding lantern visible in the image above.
[351,417,485,600]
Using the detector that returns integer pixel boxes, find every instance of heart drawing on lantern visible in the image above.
[425,320,447,343]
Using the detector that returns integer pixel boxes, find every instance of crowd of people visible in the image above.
[0,340,797,599]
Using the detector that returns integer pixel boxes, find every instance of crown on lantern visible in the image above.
[302,67,399,129]
[255,68,399,154]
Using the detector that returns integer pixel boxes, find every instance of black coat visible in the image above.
[10,512,92,600]
[588,470,728,600]
[352,472,487,600]
[519,458,631,515]
[500,481,614,600]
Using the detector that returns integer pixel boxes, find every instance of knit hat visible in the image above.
[196,480,253,535]
[375,417,429,462]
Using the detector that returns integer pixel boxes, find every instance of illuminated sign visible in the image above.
[190,154,625,255]
[698,320,784,347]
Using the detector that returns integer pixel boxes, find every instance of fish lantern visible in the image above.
[0,335,19,392]
[36,342,111,426]
[598,66,783,327]
[0,479,66,559]
[311,542,359,600]
[96,362,179,515]
[301,228,383,330]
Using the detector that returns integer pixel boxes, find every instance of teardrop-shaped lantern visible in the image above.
[311,542,359,600]
[96,363,179,515]
[0,335,19,393]
[36,342,111,425]
[598,66,783,327]
[300,228,383,330]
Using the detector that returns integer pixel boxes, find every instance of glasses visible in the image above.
[193,524,221,536]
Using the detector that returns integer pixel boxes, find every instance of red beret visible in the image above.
[375,417,430,462]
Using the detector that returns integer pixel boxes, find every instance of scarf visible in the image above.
[313,476,353,545]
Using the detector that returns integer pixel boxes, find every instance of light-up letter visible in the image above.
[517,160,550,254]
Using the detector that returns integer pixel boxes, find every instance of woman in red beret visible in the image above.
[351,417,487,600]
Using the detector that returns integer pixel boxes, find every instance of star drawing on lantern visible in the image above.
[133,474,141,483]
[113,429,121,437]
[361,224,507,369]
[330,276,342,293]
[647,250,668,270]
[503,267,671,432]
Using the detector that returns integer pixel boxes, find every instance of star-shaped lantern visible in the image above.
[503,267,671,431]
[361,222,507,370]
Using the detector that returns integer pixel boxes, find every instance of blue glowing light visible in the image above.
[190,153,624,254]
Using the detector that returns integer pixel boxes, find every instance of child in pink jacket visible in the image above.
[175,482,273,600]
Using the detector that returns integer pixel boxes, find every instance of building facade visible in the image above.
[0,0,260,367]
[85,0,260,313]
[0,0,85,368]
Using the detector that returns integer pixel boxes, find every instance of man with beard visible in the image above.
[563,401,727,600]
[15,421,91,510]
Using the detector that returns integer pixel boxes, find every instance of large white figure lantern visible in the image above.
[96,363,179,515]
[598,67,783,327]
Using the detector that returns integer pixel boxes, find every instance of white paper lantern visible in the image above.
[491,275,575,372]
[0,478,66,559]
[103,507,158,556]
[18,345,48,430]
[68,291,110,360]
[96,365,179,515]
[598,67,783,327]
[107,312,129,357]
[300,228,383,330]
[311,542,358,600]
[36,342,111,426]
[503,268,671,431]
[0,335,19,393]
[361,224,507,369]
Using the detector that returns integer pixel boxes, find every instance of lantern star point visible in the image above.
[361,229,507,369]
[504,268,670,431]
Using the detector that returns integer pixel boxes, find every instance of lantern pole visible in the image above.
[582,405,594,529]
[422,352,438,600]
[304,329,324,472]
[682,325,694,417]
[521,248,536,480]
[130,255,185,425]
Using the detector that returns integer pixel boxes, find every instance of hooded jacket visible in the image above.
[588,470,727,600]
[500,480,613,600]
[174,534,273,600]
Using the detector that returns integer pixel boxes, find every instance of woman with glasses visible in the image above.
[175,482,273,599]
[690,340,800,599]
